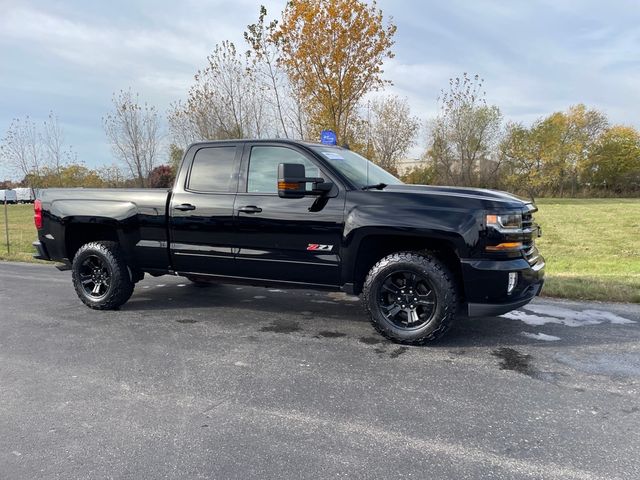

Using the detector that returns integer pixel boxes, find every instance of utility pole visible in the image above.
[3,197,9,254]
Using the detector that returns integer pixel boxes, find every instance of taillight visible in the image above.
[34,199,42,229]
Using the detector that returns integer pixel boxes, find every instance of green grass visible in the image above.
[0,203,43,263]
[2,199,639,303]
[534,198,640,303]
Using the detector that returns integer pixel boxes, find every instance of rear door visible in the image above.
[233,143,346,286]
[169,143,242,276]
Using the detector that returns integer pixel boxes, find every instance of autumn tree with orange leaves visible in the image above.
[273,0,396,145]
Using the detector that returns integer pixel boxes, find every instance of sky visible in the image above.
[1,0,639,179]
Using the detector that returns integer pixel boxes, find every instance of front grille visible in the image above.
[522,211,540,265]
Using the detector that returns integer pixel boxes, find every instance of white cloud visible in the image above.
[0,5,210,69]
[1,0,639,177]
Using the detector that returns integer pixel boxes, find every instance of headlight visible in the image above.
[486,213,522,231]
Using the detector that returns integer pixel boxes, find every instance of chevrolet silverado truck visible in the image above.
[33,139,544,344]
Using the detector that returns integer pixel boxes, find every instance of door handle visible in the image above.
[174,203,196,211]
[238,205,262,214]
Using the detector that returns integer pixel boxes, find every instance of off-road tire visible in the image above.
[71,241,135,310]
[362,251,458,344]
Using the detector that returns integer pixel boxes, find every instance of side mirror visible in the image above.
[277,163,332,199]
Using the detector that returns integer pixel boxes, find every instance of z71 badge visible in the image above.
[307,244,334,251]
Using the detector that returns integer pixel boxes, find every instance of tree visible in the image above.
[244,6,313,140]
[402,162,436,185]
[168,144,184,174]
[167,101,201,149]
[562,104,608,196]
[169,41,266,145]
[367,96,420,175]
[427,73,502,187]
[104,89,161,187]
[42,112,75,186]
[1,113,76,189]
[245,6,291,138]
[1,116,44,188]
[58,164,103,188]
[500,122,544,197]
[581,126,640,193]
[99,163,127,188]
[500,104,609,197]
[24,163,104,188]
[273,0,396,144]
[147,165,175,188]
[529,105,607,196]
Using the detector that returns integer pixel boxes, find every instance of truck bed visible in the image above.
[37,188,171,271]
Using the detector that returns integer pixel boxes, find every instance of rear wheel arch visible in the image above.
[65,222,119,260]
[64,222,143,282]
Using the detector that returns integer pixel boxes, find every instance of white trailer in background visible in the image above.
[14,187,36,203]
[0,189,18,204]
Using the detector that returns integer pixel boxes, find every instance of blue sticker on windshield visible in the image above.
[322,151,345,160]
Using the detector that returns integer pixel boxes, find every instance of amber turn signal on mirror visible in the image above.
[277,181,301,190]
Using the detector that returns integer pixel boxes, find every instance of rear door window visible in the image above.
[188,146,239,192]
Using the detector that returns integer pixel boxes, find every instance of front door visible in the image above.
[234,144,345,286]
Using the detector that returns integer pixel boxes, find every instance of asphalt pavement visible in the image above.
[1,261,639,479]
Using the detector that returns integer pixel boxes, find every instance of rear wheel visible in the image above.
[71,241,134,310]
[362,251,458,344]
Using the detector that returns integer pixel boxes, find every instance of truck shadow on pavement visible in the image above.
[119,280,638,349]
[126,281,368,322]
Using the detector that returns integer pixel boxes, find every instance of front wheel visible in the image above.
[362,252,458,344]
[71,241,135,310]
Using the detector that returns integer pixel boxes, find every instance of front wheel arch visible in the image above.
[347,233,465,297]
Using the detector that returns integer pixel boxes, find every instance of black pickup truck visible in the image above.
[33,139,544,343]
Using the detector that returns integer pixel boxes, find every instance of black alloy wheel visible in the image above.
[378,270,437,330]
[78,254,112,299]
[362,251,458,344]
[71,241,135,310]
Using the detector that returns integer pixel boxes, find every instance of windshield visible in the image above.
[311,146,403,188]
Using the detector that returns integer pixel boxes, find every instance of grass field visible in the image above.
[0,203,45,263]
[534,198,639,303]
[1,199,639,303]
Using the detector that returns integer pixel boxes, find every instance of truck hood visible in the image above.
[382,184,530,208]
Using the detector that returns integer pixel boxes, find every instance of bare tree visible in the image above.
[98,163,127,188]
[42,111,76,186]
[368,95,420,175]
[168,7,315,146]
[104,89,161,187]
[245,5,294,139]
[427,73,502,187]
[288,89,312,140]
[0,116,44,188]
[169,41,269,146]
[167,101,201,149]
